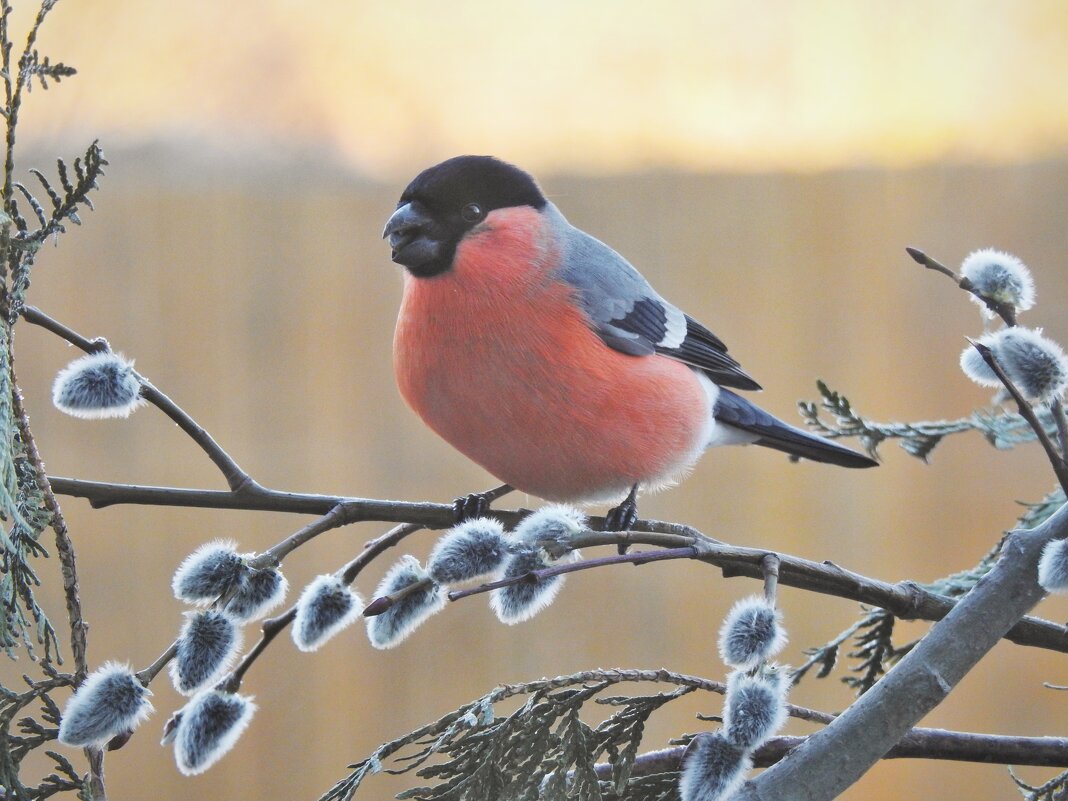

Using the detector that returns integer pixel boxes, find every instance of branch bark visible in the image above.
[46,476,1068,654]
[601,729,1068,778]
[731,501,1068,801]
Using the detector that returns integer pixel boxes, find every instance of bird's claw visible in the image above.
[603,501,638,533]
[453,492,492,523]
[604,484,640,553]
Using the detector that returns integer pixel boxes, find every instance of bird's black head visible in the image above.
[383,155,547,278]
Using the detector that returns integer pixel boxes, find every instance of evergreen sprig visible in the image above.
[0,395,56,659]
[0,1,96,797]
[319,670,709,801]
[842,609,903,694]
[1009,766,1068,801]
[19,50,75,92]
[0,672,82,799]
[1018,487,1067,531]
[796,538,1008,695]
[799,379,1058,462]
[11,141,106,246]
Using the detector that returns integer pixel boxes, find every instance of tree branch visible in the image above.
[22,305,255,491]
[44,474,1068,654]
[905,246,1019,326]
[602,729,1068,778]
[448,531,1068,654]
[732,498,1068,801]
[223,522,424,691]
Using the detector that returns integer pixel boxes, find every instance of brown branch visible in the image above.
[41,473,1068,652]
[603,730,1068,778]
[448,530,1068,654]
[447,546,699,602]
[906,246,1018,326]
[22,305,254,491]
[970,339,1068,494]
[223,522,424,691]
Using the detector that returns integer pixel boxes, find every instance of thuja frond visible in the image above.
[793,616,865,684]
[0,434,57,661]
[0,672,80,799]
[0,327,55,661]
[798,539,1006,694]
[799,380,1054,462]
[320,670,711,801]
[1009,766,1068,801]
[6,141,106,317]
[842,609,907,694]
[19,50,75,92]
[1017,487,1066,531]
[599,772,678,801]
[10,142,106,244]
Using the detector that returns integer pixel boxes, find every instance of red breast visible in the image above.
[393,206,712,502]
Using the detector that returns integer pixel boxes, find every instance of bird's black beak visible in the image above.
[382,202,442,272]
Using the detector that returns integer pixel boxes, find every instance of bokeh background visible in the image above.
[3,1,1068,799]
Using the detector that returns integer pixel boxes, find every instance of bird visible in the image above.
[383,155,876,529]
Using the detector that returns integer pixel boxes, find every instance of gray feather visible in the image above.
[714,388,877,468]
[548,203,760,390]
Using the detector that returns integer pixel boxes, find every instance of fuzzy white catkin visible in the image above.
[678,732,751,801]
[293,574,363,652]
[1038,539,1068,593]
[512,504,587,547]
[717,596,786,670]
[171,540,244,603]
[427,518,509,584]
[489,546,560,625]
[722,670,788,751]
[170,610,243,695]
[174,690,257,775]
[224,567,288,621]
[959,343,1001,388]
[366,555,445,649]
[52,351,146,419]
[960,328,1068,403]
[58,663,153,747]
[487,505,585,625]
[960,249,1035,316]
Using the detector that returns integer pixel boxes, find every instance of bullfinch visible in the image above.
[383,156,876,527]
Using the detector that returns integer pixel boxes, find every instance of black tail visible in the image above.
[713,388,878,469]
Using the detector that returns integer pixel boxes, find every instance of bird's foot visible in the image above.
[603,484,640,553]
[452,484,513,524]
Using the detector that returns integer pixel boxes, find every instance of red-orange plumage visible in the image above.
[394,206,711,502]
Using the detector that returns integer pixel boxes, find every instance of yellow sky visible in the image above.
[16,0,1068,177]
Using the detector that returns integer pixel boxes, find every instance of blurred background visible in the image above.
[3,0,1068,799]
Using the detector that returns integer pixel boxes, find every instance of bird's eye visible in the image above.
[461,203,484,223]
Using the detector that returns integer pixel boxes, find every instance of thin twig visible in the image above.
[252,504,358,567]
[971,339,1068,494]
[448,547,698,602]
[21,305,255,491]
[761,553,781,605]
[1051,398,1068,459]
[906,246,1018,325]
[223,522,425,692]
